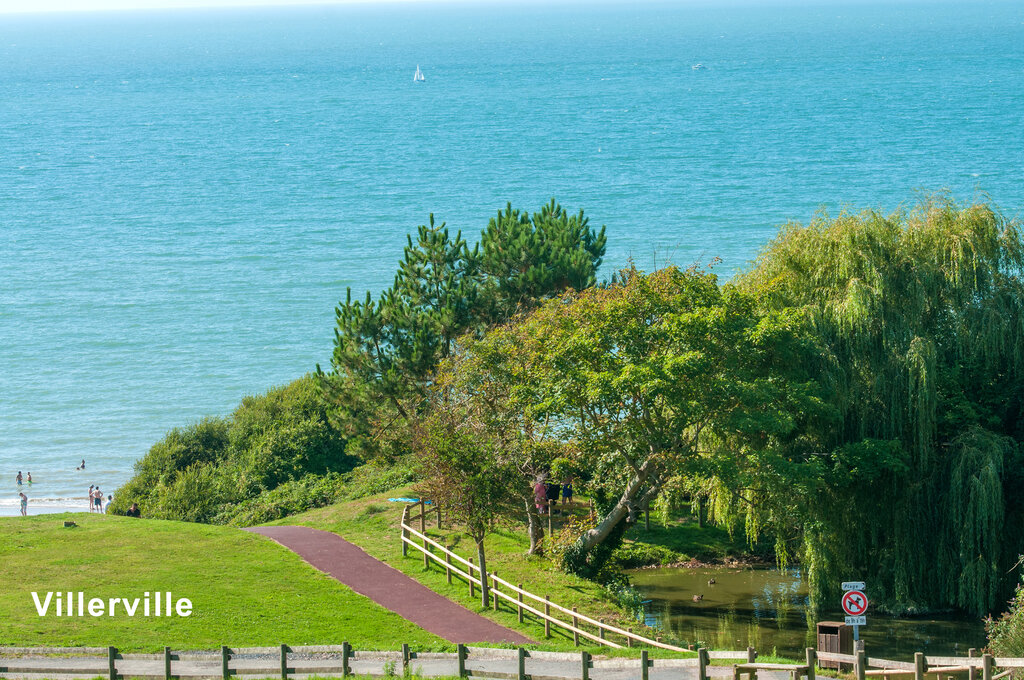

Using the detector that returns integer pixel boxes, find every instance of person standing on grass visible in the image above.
[19,492,28,516]
[562,476,574,506]
[534,477,547,514]
[93,487,103,512]
[87,485,95,512]
[105,495,113,513]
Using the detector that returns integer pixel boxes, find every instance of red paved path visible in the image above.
[245,525,533,645]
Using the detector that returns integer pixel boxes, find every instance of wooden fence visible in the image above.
[400,500,747,656]
[0,643,723,680]
[4,645,1023,680]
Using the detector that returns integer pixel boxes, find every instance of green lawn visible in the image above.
[0,514,444,652]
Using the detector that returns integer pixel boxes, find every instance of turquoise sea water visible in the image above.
[2,0,1024,514]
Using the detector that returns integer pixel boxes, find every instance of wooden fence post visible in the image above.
[469,558,475,598]
[626,629,633,648]
[806,647,816,680]
[641,650,650,680]
[544,595,551,638]
[436,505,442,530]
[221,646,230,680]
[108,646,118,680]
[164,646,172,680]
[747,647,756,663]
[572,607,580,646]
[914,653,926,680]
[419,500,426,534]
[457,644,467,678]
[982,654,993,680]
[445,552,452,584]
[855,649,866,680]
[280,644,288,680]
[547,505,553,538]
[342,641,351,677]
[517,647,526,680]
[581,651,591,680]
[598,619,606,640]
[968,649,977,680]
[517,585,524,623]
[698,647,709,680]
[402,643,410,675]
[492,573,499,611]
[401,507,409,557]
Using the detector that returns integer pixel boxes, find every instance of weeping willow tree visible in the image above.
[736,196,1024,616]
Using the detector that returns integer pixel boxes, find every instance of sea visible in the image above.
[2,0,1024,516]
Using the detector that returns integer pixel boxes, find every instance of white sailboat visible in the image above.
[413,65,425,82]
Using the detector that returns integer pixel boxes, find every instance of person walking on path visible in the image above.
[19,492,28,516]
[16,471,23,486]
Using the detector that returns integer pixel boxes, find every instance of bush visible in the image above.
[988,571,1024,656]
[113,376,355,523]
[610,542,684,569]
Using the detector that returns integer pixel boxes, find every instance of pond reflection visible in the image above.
[628,566,987,660]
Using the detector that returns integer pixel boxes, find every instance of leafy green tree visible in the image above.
[429,343,567,555]
[414,406,521,607]
[737,196,1024,615]
[465,266,827,576]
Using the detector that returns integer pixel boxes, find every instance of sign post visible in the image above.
[841,584,868,642]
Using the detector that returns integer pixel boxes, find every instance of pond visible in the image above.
[628,566,987,661]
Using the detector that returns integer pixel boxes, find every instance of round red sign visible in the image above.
[842,590,868,616]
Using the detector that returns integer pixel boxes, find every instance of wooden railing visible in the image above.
[7,645,1021,680]
[815,650,1024,680]
[400,500,750,656]
[0,643,733,680]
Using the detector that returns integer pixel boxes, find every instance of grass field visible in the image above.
[0,514,444,652]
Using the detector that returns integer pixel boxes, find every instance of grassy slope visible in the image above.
[616,512,758,567]
[0,514,443,652]
[273,490,697,656]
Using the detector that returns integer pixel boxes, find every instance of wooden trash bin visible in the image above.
[816,621,853,670]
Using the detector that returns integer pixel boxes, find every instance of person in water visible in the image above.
[19,492,28,516]
[16,471,23,486]
[26,472,32,484]
[77,459,86,470]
